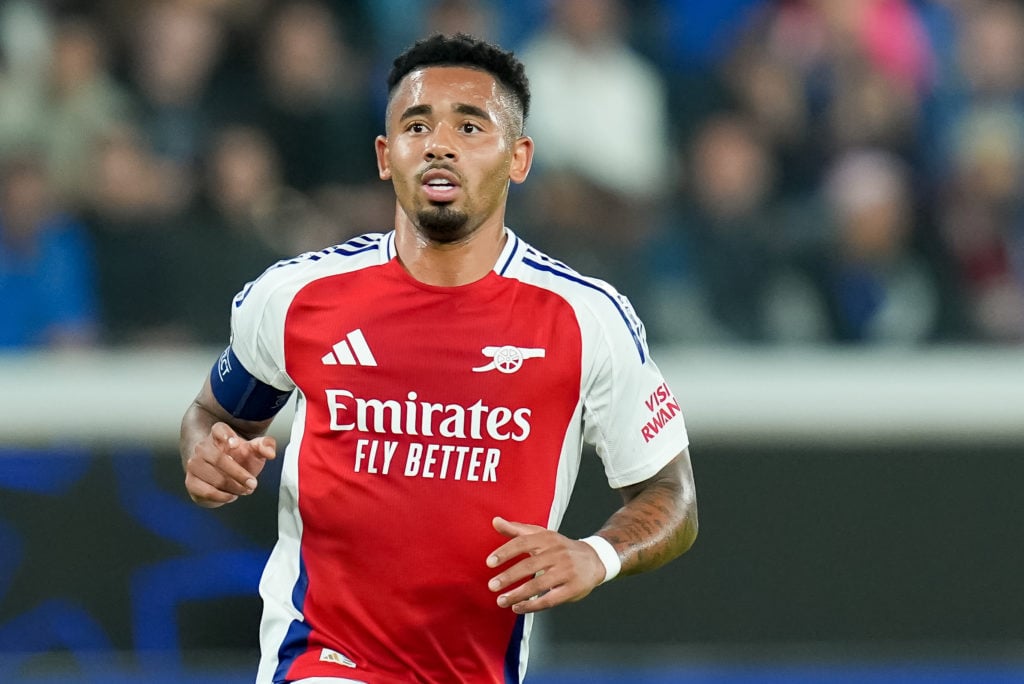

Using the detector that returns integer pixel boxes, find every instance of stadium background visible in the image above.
[1,0,1023,682]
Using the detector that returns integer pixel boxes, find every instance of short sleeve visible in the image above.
[582,293,688,489]
[227,268,295,392]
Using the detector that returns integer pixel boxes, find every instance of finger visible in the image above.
[211,423,270,468]
[188,456,256,496]
[256,436,278,460]
[494,571,555,610]
[486,536,533,569]
[210,422,240,450]
[488,554,547,594]
[492,516,542,538]
[195,441,259,492]
[231,439,276,480]
[185,473,240,508]
[219,434,277,477]
[499,563,593,614]
[509,583,577,614]
[488,518,547,568]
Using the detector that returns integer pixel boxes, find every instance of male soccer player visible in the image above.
[180,33,697,684]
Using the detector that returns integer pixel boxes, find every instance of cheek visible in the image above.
[480,157,512,195]
[388,152,419,192]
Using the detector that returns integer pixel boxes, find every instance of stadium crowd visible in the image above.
[1,0,1022,349]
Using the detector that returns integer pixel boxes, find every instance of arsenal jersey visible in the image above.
[229,230,689,684]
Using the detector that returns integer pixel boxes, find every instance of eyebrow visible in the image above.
[399,104,432,121]
[398,103,493,123]
[453,103,492,122]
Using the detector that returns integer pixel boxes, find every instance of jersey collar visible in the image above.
[379,227,522,276]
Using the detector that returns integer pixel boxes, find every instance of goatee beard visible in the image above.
[416,205,470,243]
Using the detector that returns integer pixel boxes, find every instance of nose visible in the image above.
[424,125,458,161]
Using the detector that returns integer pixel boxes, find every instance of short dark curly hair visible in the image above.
[387,33,530,135]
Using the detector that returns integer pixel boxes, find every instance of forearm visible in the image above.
[596,453,698,577]
[179,400,222,469]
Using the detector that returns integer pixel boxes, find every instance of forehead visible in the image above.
[390,65,504,116]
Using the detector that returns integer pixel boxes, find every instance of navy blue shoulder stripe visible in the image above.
[234,235,383,307]
[521,256,646,363]
[498,234,520,275]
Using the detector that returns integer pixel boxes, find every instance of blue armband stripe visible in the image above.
[210,347,292,421]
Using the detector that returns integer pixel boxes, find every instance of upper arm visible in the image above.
[580,289,689,489]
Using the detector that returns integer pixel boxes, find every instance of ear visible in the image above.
[509,135,534,185]
[375,135,391,180]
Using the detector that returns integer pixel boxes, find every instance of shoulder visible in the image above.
[232,232,389,312]
[506,239,649,364]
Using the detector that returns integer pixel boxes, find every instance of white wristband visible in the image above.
[580,535,621,584]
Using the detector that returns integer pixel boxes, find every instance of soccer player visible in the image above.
[180,33,697,684]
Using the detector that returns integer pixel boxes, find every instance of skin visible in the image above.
[180,64,698,617]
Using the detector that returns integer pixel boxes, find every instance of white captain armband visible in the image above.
[210,346,293,421]
[580,535,621,584]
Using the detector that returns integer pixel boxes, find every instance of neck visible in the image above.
[393,210,508,287]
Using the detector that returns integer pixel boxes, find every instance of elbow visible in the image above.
[680,509,698,554]
[677,498,698,555]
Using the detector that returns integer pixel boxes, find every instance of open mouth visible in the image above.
[421,168,461,202]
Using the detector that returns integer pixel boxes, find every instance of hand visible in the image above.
[485,516,607,614]
[184,422,277,508]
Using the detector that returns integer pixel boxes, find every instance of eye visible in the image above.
[407,122,428,134]
[461,122,481,134]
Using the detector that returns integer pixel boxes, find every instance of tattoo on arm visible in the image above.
[598,453,698,576]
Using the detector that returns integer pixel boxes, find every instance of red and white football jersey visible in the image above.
[231,230,689,684]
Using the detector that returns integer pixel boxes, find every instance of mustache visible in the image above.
[417,162,462,183]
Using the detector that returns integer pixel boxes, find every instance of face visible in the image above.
[376,66,533,243]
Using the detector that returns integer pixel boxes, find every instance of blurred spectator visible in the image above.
[0,0,1018,349]
[425,0,497,42]
[935,106,1024,342]
[0,1,52,159]
[919,0,1024,342]
[724,47,819,198]
[726,0,933,188]
[0,153,98,349]
[649,113,827,344]
[251,1,378,192]
[239,0,385,241]
[168,124,330,345]
[0,8,134,208]
[815,149,939,344]
[83,124,191,346]
[520,0,670,198]
[652,0,768,71]
[363,0,546,59]
[515,0,669,303]
[650,0,765,149]
[126,0,225,175]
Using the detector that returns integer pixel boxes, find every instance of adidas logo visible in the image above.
[319,647,357,668]
[322,329,377,367]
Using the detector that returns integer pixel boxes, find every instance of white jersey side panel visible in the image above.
[505,243,688,490]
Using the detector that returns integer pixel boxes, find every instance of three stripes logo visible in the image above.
[322,329,377,367]
[319,647,357,668]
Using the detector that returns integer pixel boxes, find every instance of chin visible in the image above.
[416,206,470,243]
